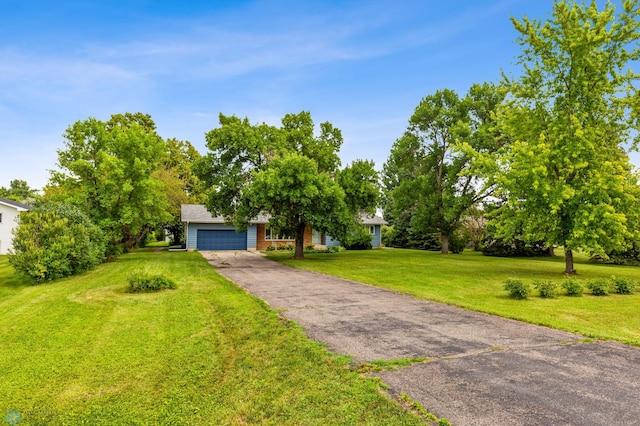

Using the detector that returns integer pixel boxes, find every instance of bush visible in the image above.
[482,238,550,257]
[503,279,530,299]
[343,227,373,250]
[9,203,106,283]
[381,225,394,247]
[277,243,288,250]
[534,280,558,298]
[588,279,609,296]
[285,243,295,251]
[127,272,176,293]
[305,244,315,251]
[591,242,640,266]
[562,278,583,297]
[385,220,441,251]
[265,244,275,251]
[448,232,468,254]
[610,275,636,295]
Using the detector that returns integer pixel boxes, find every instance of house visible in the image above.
[181,204,386,251]
[0,198,31,255]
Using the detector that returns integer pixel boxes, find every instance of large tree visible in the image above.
[384,83,504,253]
[48,113,170,254]
[485,0,640,274]
[157,138,204,245]
[195,111,379,259]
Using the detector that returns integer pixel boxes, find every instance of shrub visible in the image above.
[277,243,288,250]
[265,244,275,251]
[591,242,640,266]
[534,280,558,298]
[562,278,583,297]
[127,272,176,293]
[482,238,550,257]
[381,225,394,247]
[503,279,530,299]
[9,203,106,283]
[587,279,609,296]
[285,243,295,251]
[610,275,636,295]
[305,244,315,251]
[343,227,373,250]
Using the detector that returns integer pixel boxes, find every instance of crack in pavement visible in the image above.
[202,251,640,426]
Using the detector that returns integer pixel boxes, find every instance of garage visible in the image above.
[196,229,247,250]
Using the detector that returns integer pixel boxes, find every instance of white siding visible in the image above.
[0,204,22,255]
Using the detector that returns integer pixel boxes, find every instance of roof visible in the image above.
[0,198,31,211]
[360,214,387,225]
[180,204,270,224]
[181,204,386,225]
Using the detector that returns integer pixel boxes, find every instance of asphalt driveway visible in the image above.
[201,250,640,425]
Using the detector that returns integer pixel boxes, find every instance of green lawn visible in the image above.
[270,249,640,346]
[0,252,423,425]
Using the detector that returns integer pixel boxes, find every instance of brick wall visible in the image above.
[256,223,313,250]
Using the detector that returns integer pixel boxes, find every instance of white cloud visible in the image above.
[0,49,140,102]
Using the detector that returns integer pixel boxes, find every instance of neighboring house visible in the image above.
[0,198,31,255]
[181,204,386,251]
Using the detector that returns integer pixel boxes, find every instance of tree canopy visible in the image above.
[383,82,504,253]
[47,113,170,255]
[484,0,640,273]
[157,138,205,245]
[195,111,379,259]
[0,179,39,204]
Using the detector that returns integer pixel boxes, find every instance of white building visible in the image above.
[0,198,31,255]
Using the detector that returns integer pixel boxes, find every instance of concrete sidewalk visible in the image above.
[201,250,640,425]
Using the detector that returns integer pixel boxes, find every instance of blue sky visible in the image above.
[0,0,635,189]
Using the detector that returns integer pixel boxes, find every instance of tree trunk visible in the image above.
[293,223,306,260]
[564,248,575,275]
[441,233,450,254]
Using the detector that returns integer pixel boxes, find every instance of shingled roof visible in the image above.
[180,204,270,224]
[0,198,31,211]
[180,204,386,225]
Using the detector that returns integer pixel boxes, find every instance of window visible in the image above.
[364,225,375,235]
[265,224,293,240]
[0,213,2,223]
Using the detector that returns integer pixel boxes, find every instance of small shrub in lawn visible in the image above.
[562,278,583,297]
[534,280,558,298]
[265,244,275,251]
[285,243,295,251]
[503,279,530,299]
[610,275,636,295]
[588,279,609,296]
[305,244,315,251]
[127,272,177,293]
[277,243,288,250]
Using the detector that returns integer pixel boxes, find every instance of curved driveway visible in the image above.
[201,250,640,426]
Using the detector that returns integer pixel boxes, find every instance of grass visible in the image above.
[0,253,423,425]
[268,249,640,346]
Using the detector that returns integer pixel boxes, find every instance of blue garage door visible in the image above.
[197,230,247,250]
